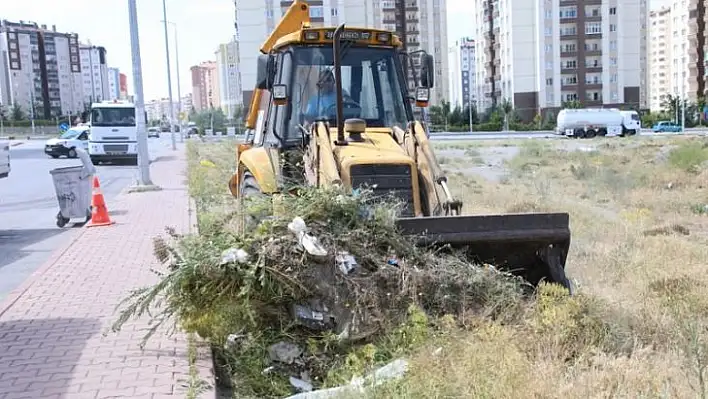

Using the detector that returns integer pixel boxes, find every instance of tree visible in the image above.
[440,100,451,129]
[10,103,24,121]
[696,96,707,126]
[562,100,582,109]
[533,112,542,129]
[500,99,513,131]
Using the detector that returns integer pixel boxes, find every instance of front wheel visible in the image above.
[238,170,268,230]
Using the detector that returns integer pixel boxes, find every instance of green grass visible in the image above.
[668,142,708,172]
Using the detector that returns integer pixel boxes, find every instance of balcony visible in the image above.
[560,29,578,38]
[560,48,577,57]
[560,63,578,72]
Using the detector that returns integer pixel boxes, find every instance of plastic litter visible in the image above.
[220,247,249,264]
[335,251,358,274]
[288,217,327,256]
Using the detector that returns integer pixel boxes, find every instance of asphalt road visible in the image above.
[0,135,182,301]
[429,128,708,141]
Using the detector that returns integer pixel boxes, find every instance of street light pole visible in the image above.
[128,0,153,185]
[163,20,183,143]
[161,0,177,150]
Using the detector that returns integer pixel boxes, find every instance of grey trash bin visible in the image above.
[50,165,93,227]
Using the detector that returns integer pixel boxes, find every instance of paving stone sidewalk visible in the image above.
[0,146,214,399]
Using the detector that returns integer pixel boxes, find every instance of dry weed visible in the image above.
[387,136,708,398]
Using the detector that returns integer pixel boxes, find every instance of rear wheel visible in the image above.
[68,148,77,158]
[585,129,597,138]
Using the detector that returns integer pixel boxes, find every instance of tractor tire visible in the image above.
[240,170,264,198]
[238,170,268,231]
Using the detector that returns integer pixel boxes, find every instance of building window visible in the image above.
[331,8,338,16]
[609,24,617,32]
[545,27,552,36]
[309,6,324,18]
[585,22,601,34]
[546,78,553,85]
[545,44,552,52]
[609,7,616,15]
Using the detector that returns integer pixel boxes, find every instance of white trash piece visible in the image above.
[50,159,94,227]
[288,217,327,257]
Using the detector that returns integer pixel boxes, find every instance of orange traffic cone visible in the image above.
[87,176,114,227]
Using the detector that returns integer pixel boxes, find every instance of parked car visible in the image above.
[44,125,90,158]
[652,121,682,133]
[147,127,160,138]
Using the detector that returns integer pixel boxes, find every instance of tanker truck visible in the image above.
[556,108,640,138]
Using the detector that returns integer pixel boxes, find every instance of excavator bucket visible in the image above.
[395,212,572,292]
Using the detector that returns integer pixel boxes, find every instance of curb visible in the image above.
[0,227,89,318]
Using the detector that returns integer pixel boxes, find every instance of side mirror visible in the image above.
[256,54,276,90]
[272,84,288,105]
[414,87,430,108]
[420,53,435,89]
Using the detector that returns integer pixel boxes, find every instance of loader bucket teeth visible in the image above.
[395,213,572,292]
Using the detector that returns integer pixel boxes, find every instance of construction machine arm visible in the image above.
[244,0,312,130]
[411,122,462,215]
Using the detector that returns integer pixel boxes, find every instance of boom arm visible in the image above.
[245,0,312,130]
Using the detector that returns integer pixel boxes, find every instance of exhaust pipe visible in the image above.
[333,23,347,146]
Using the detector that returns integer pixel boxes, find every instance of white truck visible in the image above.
[0,140,9,178]
[88,100,138,165]
[556,108,641,138]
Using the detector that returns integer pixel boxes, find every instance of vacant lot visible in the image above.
[378,136,708,397]
[167,136,708,398]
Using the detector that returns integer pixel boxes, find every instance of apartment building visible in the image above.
[474,0,645,121]
[190,61,219,111]
[145,97,180,122]
[79,44,110,104]
[687,0,706,101]
[107,67,120,101]
[234,0,449,107]
[119,72,128,99]
[0,20,83,118]
[448,37,476,108]
[215,38,242,119]
[649,7,673,112]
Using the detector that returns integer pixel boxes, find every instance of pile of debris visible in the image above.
[142,186,526,397]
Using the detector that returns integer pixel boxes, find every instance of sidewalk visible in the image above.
[0,146,214,399]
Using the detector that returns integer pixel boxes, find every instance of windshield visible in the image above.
[59,128,84,139]
[90,107,136,127]
[286,46,411,133]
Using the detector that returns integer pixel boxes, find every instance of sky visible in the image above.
[4,0,664,101]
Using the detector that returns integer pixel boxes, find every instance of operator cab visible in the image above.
[247,27,435,149]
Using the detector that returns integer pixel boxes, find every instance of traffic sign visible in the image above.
[59,122,69,132]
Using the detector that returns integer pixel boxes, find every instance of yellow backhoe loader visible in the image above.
[228,0,573,292]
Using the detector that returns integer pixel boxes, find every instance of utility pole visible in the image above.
[681,60,686,132]
[161,0,177,150]
[163,20,183,143]
[469,98,473,132]
[128,0,153,185]
[29,77,36,136]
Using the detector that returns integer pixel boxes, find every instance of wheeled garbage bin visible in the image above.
[49,148,96,227]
